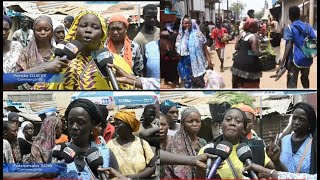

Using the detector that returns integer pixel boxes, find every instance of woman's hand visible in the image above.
[107,64,142,89]
[266,131,281,162]
[97,167,128,180]
[243,163,278,179]
[43,56,69,73]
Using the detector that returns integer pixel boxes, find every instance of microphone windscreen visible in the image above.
[204,147,215,155]
[64,40,83,60]
[96,48,113,67]
[236,143,253,163]
[52,143,68,160]
[85,147,104,178]
[61,144,80,163]
[54,41,68,57]
[215,141,233,160]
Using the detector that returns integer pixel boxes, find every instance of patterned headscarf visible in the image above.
[65,10,107,48]
[106,14,132,68]
[165,107,202,179]
[30,116,61,163]
[176,18,207,77]
[114,110,140,132]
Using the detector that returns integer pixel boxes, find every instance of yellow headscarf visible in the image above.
[32,10,133,90]
[114,110,140,132]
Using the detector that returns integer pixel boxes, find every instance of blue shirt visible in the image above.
[145,40,160,78]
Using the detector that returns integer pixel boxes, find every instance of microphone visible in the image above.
[61,144,80,163]
[52,143,68,160]
[54,41,68,58]
[203,144,215,177]
[84,147,107,180]
[63,40,83,60]
[94,48,119,90]
[207,141,233,179]
[236,143,258,179]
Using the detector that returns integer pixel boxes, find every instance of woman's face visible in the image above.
[143,107,156,124]
[76,14,103,51]
[23,123,34,140]
[109,22,126,43]
[113,119,131,136]
[5,123,18,142]
[53,25,65,43]
[34,20,53,42]
[166,106,179,125]
[159,115,168,139]
[292,108,310,135]
[67,107,92,144]
[3,21,10,41]
[182,18,191,31]
[221,109,245,143]
[183,112,201,135]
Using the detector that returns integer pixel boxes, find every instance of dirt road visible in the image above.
[160,39,317,89]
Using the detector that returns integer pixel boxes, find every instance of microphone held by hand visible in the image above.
[94,48,119,90]
[236,143,258,179]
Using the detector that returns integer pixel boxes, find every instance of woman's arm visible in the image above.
[250,35,268,57]
[127,166,156,179]
[109,150,120,172]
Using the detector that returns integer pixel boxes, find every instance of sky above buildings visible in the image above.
[220,0,272,17]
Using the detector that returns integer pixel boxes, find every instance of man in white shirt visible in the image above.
[12,17,33,47]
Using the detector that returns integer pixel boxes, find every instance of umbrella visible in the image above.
[71,91,158,106]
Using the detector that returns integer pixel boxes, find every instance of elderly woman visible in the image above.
[17,121,34,158]
[231,18,269,88]
[3,15,24,73]
[33,11,133,90]
[52,21,66,46]
[105,14,143,77]
[175,17,210,88]
[164,107,207,179]
[267,102,317,174]
[50,99,119,179]
[198,108,275,179]
[107,110,156,179]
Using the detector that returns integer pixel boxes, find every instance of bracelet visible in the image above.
[270,169,275,176]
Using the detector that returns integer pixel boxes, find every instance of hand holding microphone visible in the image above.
[94,48,119,90]
[84,147,107,180]
[236,143,258,179]
[207,141,233,179]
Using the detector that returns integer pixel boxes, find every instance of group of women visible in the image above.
[159,100,317,179]
[3,10,159,90]
[4,98,157,179]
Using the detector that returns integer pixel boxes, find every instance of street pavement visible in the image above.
[160,39,317,89]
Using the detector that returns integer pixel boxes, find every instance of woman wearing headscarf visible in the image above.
[32,10,133,90]
[175,17,210,88]
[52,20,66,47]
[16,15,67,73]
[160,100,180,136]
[105,14,143,77]
[198,108,275,179]
[267,102,317,174]
[3,15,24,73]
[51,99,119,179]
[231,18,268,88]
[17,121,34,158]
[107,110,156,179]
[164,107,207,179]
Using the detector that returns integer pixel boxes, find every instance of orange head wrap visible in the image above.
[232,103,257,116]
[106,14,132,68]
[114,110,140,132]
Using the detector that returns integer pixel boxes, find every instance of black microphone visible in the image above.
[52,143,68,160]
[61,144,80,163]
[207,141,233,179]
[63,40,83,60]
[203,144,215,177]
[84,147,107,180]
[54,41,68,58]
[236,143,258,179]
[95,48,119,90]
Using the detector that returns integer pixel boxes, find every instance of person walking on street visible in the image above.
[268,16,282,64]
[211,21,228,72]
[280,6,317,88]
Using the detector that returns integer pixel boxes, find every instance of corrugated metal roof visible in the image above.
[254,98,292,116]
[25,101,57,114]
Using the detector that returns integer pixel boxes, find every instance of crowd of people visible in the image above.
[160,5,317,89]
[3,98,160,179]
[3,4,160,90]
[159,99,317,179]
